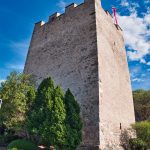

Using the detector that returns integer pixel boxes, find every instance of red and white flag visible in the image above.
[112,7,118,25]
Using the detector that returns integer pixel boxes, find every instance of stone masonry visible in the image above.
[24,0,135,149]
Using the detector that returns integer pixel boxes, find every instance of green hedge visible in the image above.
[7,139,37,150]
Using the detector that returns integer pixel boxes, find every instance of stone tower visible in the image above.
[24,0,135,149]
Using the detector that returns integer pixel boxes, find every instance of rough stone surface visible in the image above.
[95,2,135,149]
[24,0,135,149]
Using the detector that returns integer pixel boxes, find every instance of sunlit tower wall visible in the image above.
[24,0,135,149]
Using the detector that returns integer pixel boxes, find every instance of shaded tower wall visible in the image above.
[24,0,135,149]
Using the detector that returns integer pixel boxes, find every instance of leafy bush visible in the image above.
[7,139,37,150]
[129,138,147,150]
[132,121,150,148]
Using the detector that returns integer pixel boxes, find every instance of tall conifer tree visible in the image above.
[27,78,66,149]
[27,78,82,150]
[64,89,82,149]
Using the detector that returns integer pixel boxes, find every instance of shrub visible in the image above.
[7,139,37,150]
[132,121,150,148]
[129,138,147,150]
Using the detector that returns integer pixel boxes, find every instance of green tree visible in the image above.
[27,78,82,150]
[27,78,66,149]
[132,121,150,148]
[64,89,82,150]
[133,90,150,121]
[0,72,35,134]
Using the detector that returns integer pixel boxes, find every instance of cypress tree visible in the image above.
[43,86,66,149]
[64,89,82,150]
[27,78,66,149]
[27,78,82,150]
[27,77,55,138]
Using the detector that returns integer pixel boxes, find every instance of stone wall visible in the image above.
[95,1,135,149]
[24,0,100,149]
[24,0,135,149]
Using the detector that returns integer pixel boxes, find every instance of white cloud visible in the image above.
[57,0,67,11]
[128,3,139,13]
[118,11,150,62]
[132,78,144,82]
[11,41,29,50]
[131,3,139,9]
[129,65,141,79]
[144,0,150,4]
[6,64,24,71]
[141,74,146,77]
[140,59,146,64]
[10,39,29,57]
[130,73,135,78]
[147,62,150,66]
[130,65,141,74]
[140,59,150,66]
[0,80,6,85]
[144,14,150,25]
[120,0,129,7]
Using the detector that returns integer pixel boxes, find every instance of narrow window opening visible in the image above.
[120,123,122,130]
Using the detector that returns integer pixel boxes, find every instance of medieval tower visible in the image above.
[24,0,135,149]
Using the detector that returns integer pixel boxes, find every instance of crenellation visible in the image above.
[65,3,78,13]
[34,21,45,29]
[33,1,100,31]
[49,12,60,22]
[84,0,101,5]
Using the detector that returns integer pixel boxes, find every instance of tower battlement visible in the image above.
[34,0,121,32]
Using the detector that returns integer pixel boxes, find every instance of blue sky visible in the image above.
[0,0,150,90]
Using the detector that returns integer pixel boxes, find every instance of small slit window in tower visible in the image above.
[120,123,122,130]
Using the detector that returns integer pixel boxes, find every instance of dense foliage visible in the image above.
[133,90,150,121]
[27,77,82,150]
[129,138,147,150]
[27,77,66,148]
[132,121,150,148]
[0,73,82,149]
[0,72,35,136]
[64,89,82,150]
[7,139,37,150]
